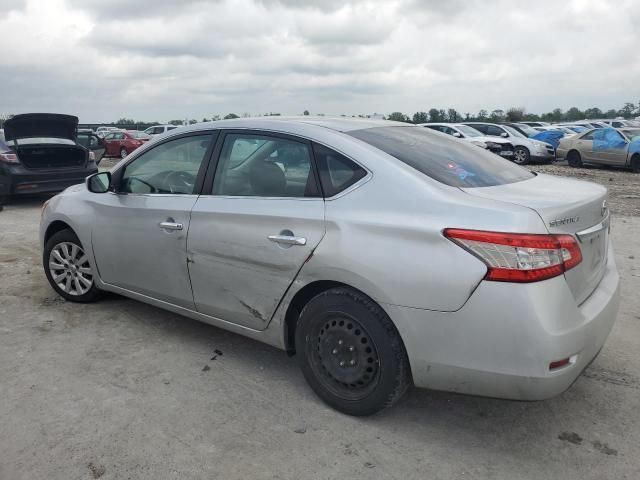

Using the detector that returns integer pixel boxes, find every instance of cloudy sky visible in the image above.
[0,0,638,122]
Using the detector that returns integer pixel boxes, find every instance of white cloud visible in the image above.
[0,0,637,121]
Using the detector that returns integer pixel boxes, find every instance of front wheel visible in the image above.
[43,229,102,302]
[295,287,411,416]
[513,146,530,165]
[631,154,640,173]
[120,147,128,159]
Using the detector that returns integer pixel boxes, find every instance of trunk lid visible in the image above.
[3,113,78,142]
[462,173,610,305]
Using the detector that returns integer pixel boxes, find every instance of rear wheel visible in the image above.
[567,150,583,168]
[295,287,411,416]
[120,147,128,159]
[513,146,530,165]
[631,154,640,173]
[43,229,102,303]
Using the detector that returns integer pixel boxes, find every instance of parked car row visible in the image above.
[421,122,555,164]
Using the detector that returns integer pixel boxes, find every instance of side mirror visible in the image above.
[452,132,462,138]
[500,132,509,138]
[87,171,111,193]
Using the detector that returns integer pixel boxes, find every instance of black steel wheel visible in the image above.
[296,287,411,416]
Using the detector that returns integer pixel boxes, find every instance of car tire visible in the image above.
[43,229,102,303]
[631,154,640,173]
[513,146,530,165]
[567,150,583,168]
[295,287,411,416]
[120,147,128,159]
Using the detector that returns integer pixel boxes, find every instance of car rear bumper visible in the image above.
[384,245,620,400]
[0,164,97,196]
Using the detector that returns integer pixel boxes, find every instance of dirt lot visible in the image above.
[530,161,640,217]
[1,163,639,479]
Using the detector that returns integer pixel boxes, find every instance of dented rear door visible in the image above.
[187,196,325,330]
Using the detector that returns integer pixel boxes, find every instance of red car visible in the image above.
[102,130,151,158]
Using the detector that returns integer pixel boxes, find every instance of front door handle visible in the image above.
[268,234,307,246]
[159,221,183,231]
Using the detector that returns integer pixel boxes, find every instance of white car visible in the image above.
[463,122,555,164]
[421,123,514,159]
[143,125,180,136]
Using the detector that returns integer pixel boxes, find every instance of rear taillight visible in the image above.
[0,152,19,164]
[444,228,582,283]
[89,151,96,161]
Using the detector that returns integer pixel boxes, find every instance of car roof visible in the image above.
[168,116,410,135]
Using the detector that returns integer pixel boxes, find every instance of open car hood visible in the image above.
[3,113,78,142]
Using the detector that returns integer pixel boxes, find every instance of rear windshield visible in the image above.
[347,126,534,188]
[128,131,151,139]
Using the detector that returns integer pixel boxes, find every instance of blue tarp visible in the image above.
[593,128,627,151]
[629,138,640,155]
[531,130,564,149]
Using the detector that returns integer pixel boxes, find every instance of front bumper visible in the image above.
[0,163,97,196]
[384,246,620,400]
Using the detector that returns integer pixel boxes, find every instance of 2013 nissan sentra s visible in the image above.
[39,117,620,416]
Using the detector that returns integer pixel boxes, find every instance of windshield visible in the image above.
[128,131,151,139]
[347,126,534,188]
[454,125,483,137]
[622,129,640,141]
[502,125,527,138]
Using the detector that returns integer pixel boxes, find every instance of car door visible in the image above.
[575,131,598,163]
[90,131,217,308]
[187,130,325,330]
[593,130,629,166]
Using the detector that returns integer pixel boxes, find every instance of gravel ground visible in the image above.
[530,161,640,217]
[0,161,639,479]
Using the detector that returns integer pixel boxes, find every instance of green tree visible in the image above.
[428,108,442,122]
[303,110,310,116]
[387,112,409,122]
[168,119,184,125]
[584,107,602,119]
[565,107,584,121]
[447,108,460,122]
[116,117,135,125]
[477,109,488,120]
[202,118,210,123]
[619,102,635,119]
[604,109,618,119]
[224,113,240,119]
[489,109,505,122]
[506,107,525,122]
[412,111,429,124]
[550,108,563,122]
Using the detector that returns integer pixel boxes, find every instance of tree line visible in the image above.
[103,102,639,128]
[387,102,639,124]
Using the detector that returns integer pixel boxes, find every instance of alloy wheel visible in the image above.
[514,148,528,164]
[48,242,93,296]
[120,148,128,159]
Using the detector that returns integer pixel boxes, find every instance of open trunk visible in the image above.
[462,173,610,305]
[14,144,87,169]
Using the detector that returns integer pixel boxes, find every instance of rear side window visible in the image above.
[347,126,534,188]
[312,143,367,197]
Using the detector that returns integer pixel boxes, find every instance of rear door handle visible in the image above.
[268,234,307,246]
[159,221,183,231]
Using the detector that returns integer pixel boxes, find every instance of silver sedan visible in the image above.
[40,117,620,415]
